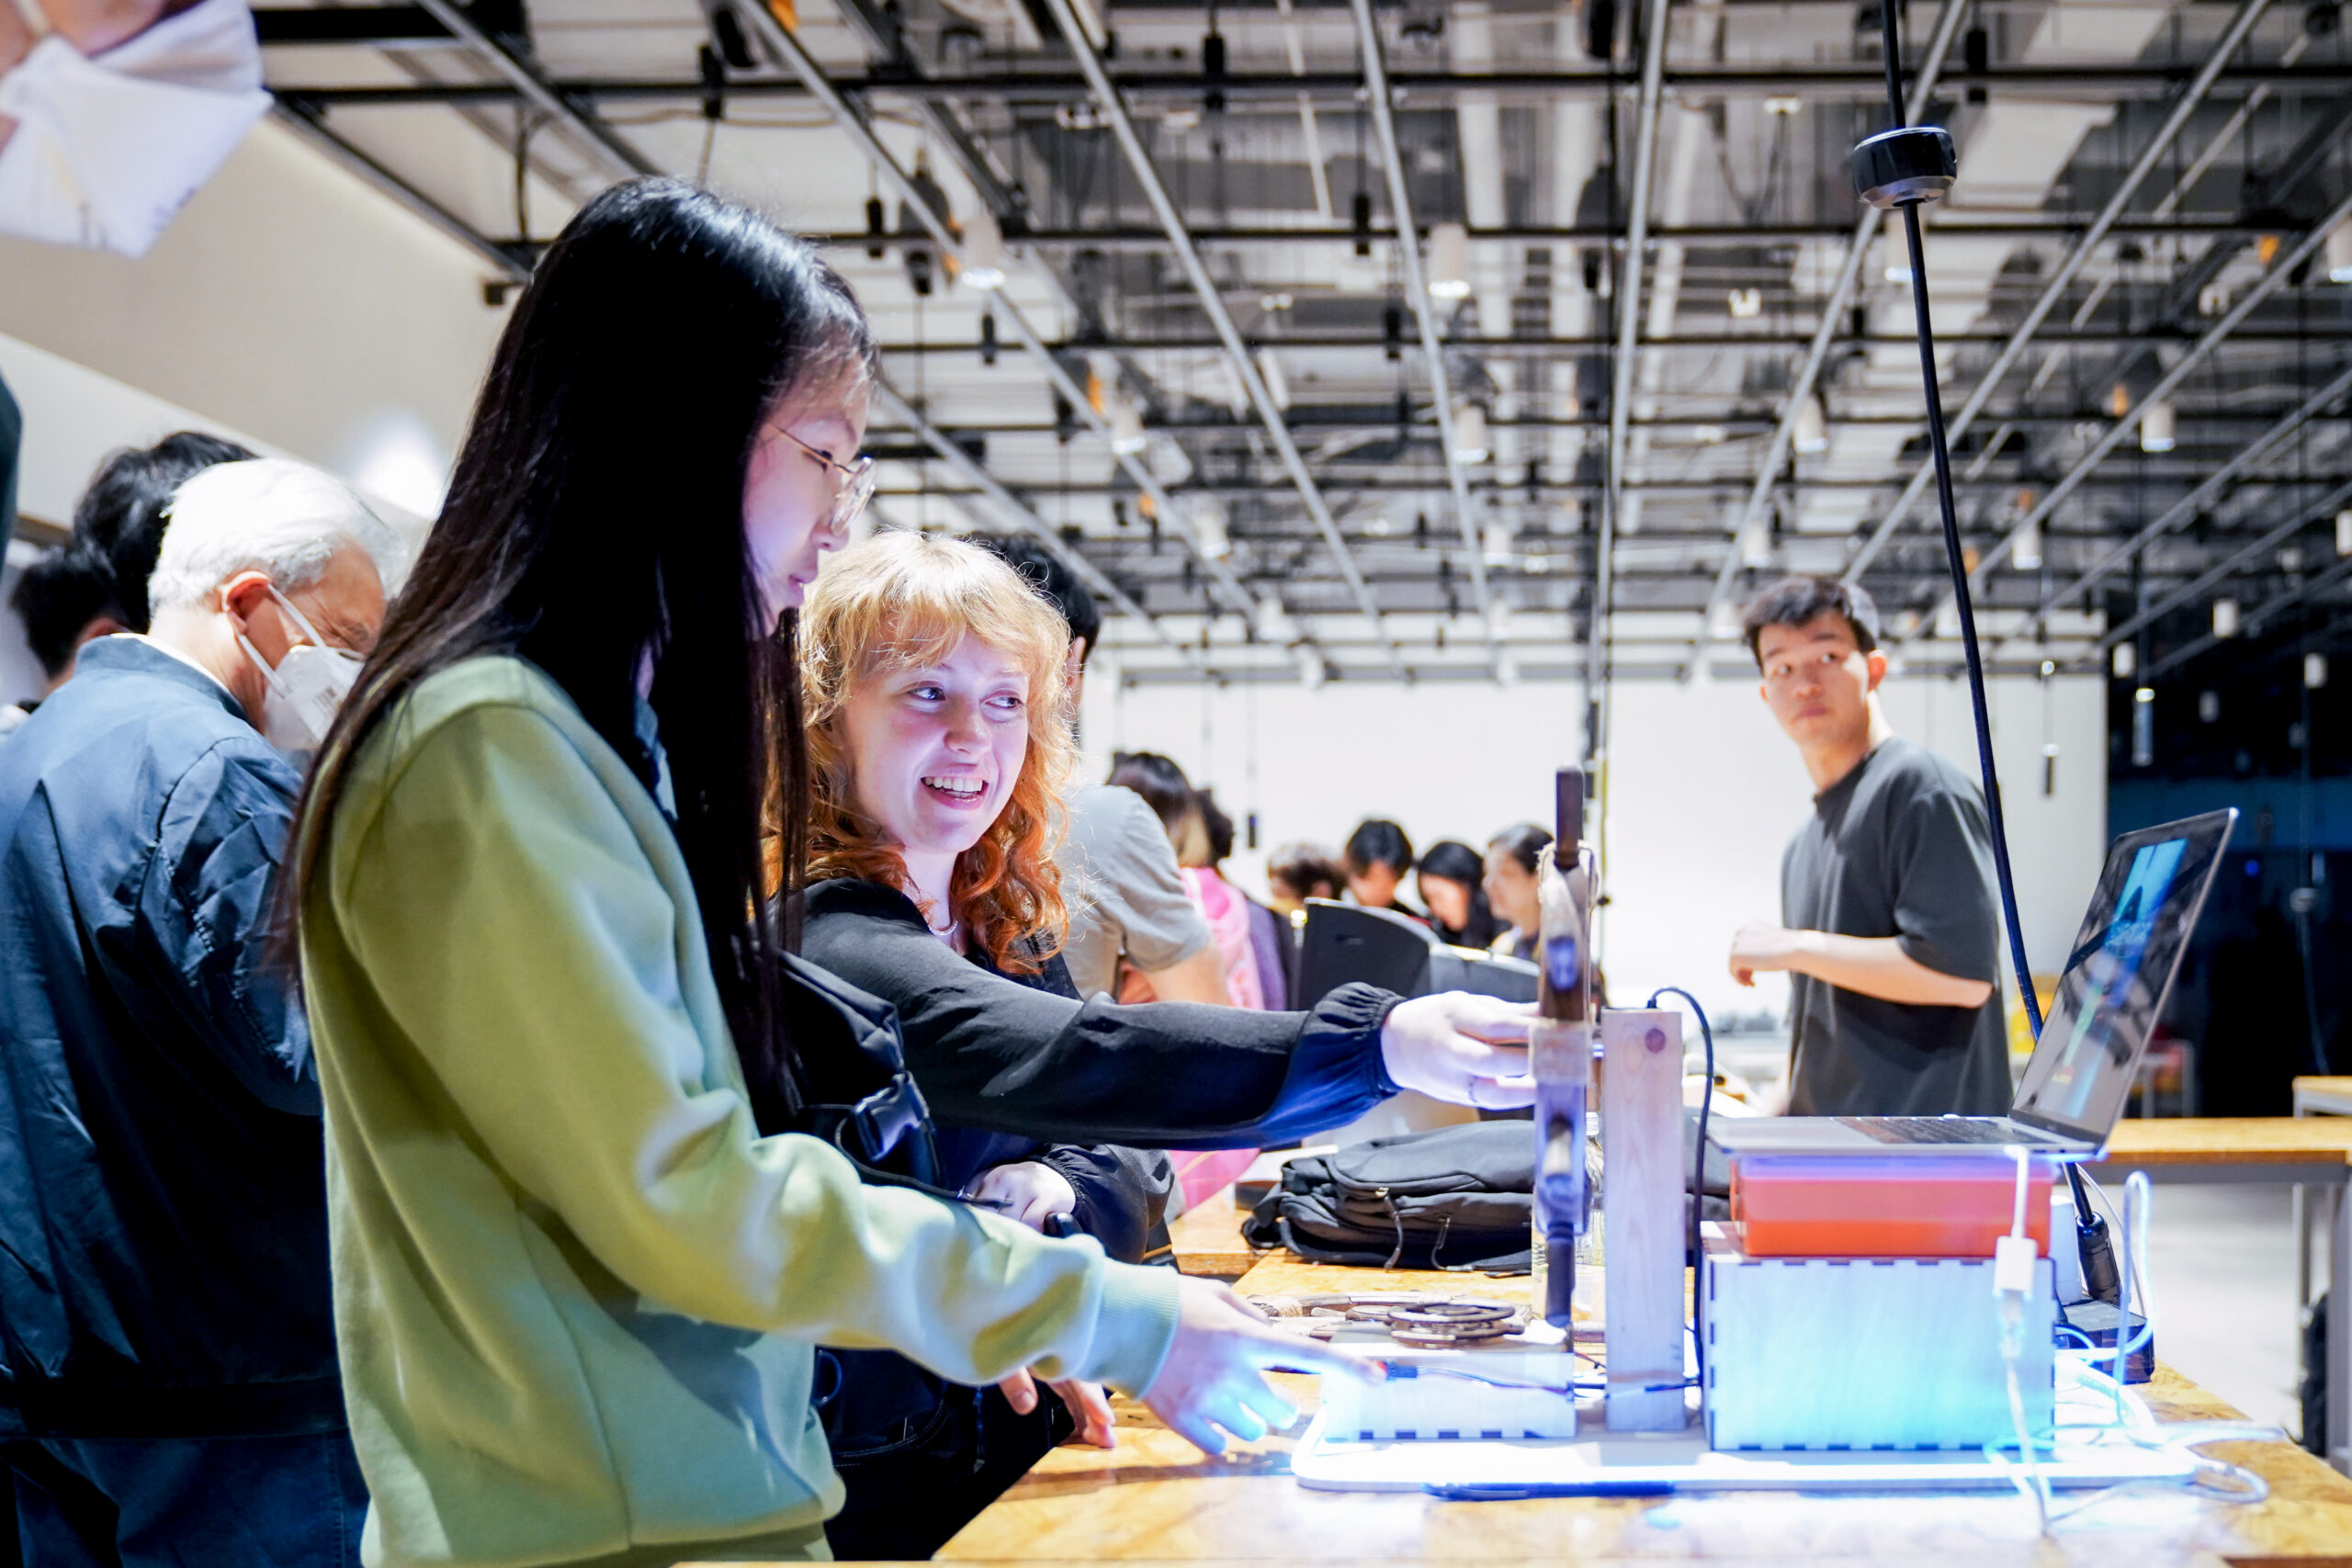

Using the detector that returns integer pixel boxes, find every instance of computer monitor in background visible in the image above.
[1295,900,1540,1006]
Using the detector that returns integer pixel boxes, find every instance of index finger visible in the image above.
[1243,1325,1385,1383]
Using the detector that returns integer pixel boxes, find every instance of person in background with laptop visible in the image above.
[1728,575,2011,1118]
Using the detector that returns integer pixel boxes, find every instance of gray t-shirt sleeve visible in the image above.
[1058,785,1211,999]
[1887,781,2000,985]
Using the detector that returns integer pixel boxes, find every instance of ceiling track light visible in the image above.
[2010,517,2041,571]
[2329,219,2352,284]
[1108,401,1148,456]
[1452,402,1491,465]
[958,204,1006,290]
[1792,392,1829,455]
[1427,221,1472,301]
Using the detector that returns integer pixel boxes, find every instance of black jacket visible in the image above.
[0,638,334,1437]
[796,877,1404,1148]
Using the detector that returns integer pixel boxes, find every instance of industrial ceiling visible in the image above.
[255,0,2352,711]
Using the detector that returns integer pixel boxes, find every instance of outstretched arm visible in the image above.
[1730,923,1994,1009]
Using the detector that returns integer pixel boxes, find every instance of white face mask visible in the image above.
[0,0,269,257]
[230,584,362,754]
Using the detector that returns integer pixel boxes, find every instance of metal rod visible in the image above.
[2026,361,2352,637]
[406,0,659,178]
[866,384,1201,669]
[254,62,2352,105]
[735,0,1251,626]
[1911,180,2352,634]
[1037,0,1403,670]
[860,324,2352,355]
[2079,474,2352,670]
[272,101,532,279]
[1348,0,1491,641]
[1841,0,2276,587]
[1589,0,1673,766]
[1690,0,1964,664]
[2145,552,2352,679]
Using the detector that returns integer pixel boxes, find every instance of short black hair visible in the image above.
[1740,575,1882,669]
[963,533,1102,664]
[72,432,256,631]
[1197,787,1236,864]
[1487,821,1554,874]
[1267,841,1343,901]
[11,546,121,679]
[1105,750,1196,836]
[1344,818,1415,876]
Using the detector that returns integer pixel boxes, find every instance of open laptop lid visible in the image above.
[2009,808,2238,1146]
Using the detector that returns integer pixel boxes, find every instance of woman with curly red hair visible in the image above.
[795,529,1536,1152]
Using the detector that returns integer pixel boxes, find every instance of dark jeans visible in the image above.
[822,1382,1072,1561]
[4,1430,367,1568]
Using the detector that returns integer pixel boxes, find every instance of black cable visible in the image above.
[1874,0,2044,1042]
[1647,986,1714,1397]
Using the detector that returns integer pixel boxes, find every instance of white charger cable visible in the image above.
[1993,1145,2051,1528]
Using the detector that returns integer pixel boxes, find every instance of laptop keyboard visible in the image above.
[1838,1117,2060,1146]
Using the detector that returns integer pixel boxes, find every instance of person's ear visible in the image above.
[217,570,275,630]
[1864,648,1888,693]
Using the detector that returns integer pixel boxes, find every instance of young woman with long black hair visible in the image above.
[280,180,1361,1568]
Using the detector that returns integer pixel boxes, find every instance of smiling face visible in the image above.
[840,632,1033,865]
[1756,609,1884,751]
[741,375,870,627]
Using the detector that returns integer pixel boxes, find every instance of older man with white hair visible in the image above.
[0,458,397,1566]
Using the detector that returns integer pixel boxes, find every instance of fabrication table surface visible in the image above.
[920,1247,2352,1566]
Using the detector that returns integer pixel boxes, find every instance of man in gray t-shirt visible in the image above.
[963,533,1226,1004]
[1726,576,2011,1117]
[1058,781,1222,1001]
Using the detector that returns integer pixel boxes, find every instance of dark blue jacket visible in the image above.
[0,637,337,1437]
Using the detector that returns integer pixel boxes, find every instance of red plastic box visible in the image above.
[1728,1154,2057,1258]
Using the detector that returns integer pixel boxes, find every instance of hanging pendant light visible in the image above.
[1792,393,1829,455]
[2329,220,2352,284]
[958,206,1006,290]
[1427,222,1473,300]
[2011,517,2041,570]
[2141,399,2177,453]
[2211,596,2240,637]
[1452,402,1491,464]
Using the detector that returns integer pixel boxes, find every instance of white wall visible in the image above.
[1078,669,2108,1025]
[0,118,508,519]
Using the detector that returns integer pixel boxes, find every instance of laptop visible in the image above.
[1709,808,2237,1160]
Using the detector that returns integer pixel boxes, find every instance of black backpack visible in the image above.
[1243,1122,1537,1272]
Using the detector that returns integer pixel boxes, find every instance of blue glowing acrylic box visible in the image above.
[1702,1243,2055,1452]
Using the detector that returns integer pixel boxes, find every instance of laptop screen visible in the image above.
[2010,809,2237,1143]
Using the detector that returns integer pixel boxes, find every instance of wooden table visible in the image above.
[1167,1186,1263,1280]
[933,1248,2352,1565]
[2083,1117,2352,1474]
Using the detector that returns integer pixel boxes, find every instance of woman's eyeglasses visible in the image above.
[775,425,876,528]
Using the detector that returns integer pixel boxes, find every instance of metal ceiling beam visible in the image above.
[2079,475,2352,671]
[1693,0,1966,667]
[735,0,1256,626]
[406,0,658,179]
[1910,182,2352,637]
[796,219,2265,251]
[1038,0,1402,671]
[875,471,2351,499]
[273,101,532,279]
[866,384,1202,670]
[2021,361,2352,645]
[254,61,2352,104]
[1690,0,1964,666]
[1589,0,1676,724]
[864,326,2352,354]
[889,410,2346,435]
[1840,0,2274,592]
[2144,552,2352,680]
[1348,0,1490,644]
